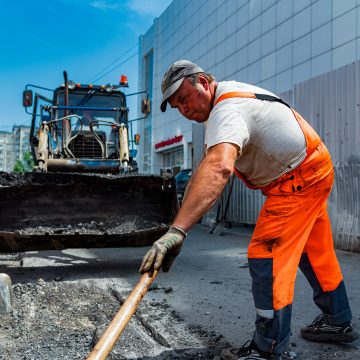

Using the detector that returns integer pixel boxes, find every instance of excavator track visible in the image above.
[0,172,178,253]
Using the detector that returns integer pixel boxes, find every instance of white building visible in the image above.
[0,131,15,172]
[138,0,360,174]
[0,126,31,172]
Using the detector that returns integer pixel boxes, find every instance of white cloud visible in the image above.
[90,1,121,11]
[126,0,172,17]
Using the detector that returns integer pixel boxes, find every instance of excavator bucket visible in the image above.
[0,172,178,253]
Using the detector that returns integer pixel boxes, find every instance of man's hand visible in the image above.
[139,227,186,273]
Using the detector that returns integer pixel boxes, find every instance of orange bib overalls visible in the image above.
[214,92,352,354]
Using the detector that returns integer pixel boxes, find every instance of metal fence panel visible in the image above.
[201,176,265,227]
[329,166,360,252]
[294,61,360,166]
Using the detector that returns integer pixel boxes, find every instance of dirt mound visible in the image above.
[0,280,225,359]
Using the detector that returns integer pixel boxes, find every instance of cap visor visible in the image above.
[160,78,184,112]
[160,99,167,112]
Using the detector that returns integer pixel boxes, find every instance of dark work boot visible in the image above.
[220,340,281,360]
[301,314,359,343]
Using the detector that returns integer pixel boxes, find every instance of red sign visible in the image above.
[155,135,183,149]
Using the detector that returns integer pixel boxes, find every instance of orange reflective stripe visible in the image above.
[214,91,256,106]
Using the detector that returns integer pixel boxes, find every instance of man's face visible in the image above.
[168,77,212,123]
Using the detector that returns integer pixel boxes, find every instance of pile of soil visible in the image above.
[0,280,226,360]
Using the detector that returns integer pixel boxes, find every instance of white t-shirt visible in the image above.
[205,81,307,187]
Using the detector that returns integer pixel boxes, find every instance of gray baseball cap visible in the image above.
[160,60,205,112]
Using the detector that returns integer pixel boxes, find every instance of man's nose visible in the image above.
[179,104,189,116]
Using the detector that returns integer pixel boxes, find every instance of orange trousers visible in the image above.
[249,142,342,309]
[248,142,351,353]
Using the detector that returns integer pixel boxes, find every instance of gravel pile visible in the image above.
[15,215,165,236]
[0,280,225,360]
[0,280,111,359]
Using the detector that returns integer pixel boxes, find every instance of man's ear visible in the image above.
[198,75,209,90]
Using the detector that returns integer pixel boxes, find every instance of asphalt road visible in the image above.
[1,224,359,359]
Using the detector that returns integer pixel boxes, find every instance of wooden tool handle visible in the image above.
[87,270,158,360]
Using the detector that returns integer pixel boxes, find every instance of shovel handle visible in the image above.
[87,270,158,360]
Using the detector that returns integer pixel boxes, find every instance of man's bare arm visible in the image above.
[172,142,239,232]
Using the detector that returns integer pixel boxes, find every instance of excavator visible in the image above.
[0,72,178,253]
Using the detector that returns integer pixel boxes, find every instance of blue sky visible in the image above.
[0,0,172,130]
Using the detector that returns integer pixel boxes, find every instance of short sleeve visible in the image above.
[205,105,250,156]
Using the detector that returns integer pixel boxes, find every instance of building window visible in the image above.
[163,146,184,168]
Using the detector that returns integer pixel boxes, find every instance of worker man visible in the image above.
[139,60,358,360]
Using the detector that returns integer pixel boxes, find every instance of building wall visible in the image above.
[0,126,31,172]
[138,0,360,174]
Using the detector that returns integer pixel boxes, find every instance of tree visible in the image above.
[13,151,34,173]
[13,159,25,173]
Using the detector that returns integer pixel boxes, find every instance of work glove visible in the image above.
[139,226,187,273]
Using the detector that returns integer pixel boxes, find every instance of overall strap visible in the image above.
[214,91,291,108]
